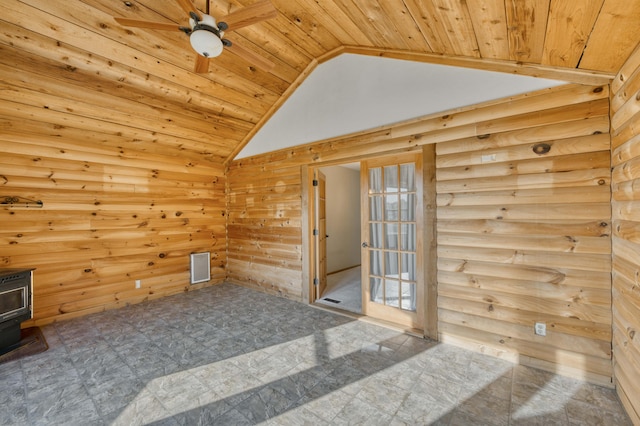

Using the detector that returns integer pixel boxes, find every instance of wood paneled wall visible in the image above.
[435,92,612,385]
[226,162,305,298]
[0,54,226,326]
[610,44,640,424]
[227,83,613,384]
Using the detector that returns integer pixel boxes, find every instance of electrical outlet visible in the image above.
[534,322,546,336]
[135,279,141,289]
[481,154,496,163]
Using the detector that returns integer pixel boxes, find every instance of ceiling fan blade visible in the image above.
[225,41,275,72]
[221,0,278,32]
[175,0,201,19]
[194,54,210,73]
[114,17,181,31]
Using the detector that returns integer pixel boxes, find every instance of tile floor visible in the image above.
[0,282,632,425]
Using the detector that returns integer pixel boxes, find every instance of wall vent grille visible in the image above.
[190,252,211,284]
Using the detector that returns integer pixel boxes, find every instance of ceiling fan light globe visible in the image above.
[190,30,223,58]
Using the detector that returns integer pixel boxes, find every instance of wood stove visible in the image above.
[0,268,33,350]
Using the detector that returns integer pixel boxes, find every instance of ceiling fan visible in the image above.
[113,0,277,73]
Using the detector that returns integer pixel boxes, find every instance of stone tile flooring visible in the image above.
[0,283,632,425]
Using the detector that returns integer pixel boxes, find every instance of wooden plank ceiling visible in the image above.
[2,0,640,164]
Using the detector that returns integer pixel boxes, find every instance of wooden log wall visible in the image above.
[435,91,613,385]
[226,163,304,298]
[610,43,640,424]
[0,52,226,326]
[227,82,613,384]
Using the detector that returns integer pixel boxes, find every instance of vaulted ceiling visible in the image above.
[2,0,639,164]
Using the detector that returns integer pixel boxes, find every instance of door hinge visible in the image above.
[313,229,319,236]
[313,278,319,286]
[312,179,319,186]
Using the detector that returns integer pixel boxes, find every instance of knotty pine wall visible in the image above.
[0,59,226,327]
[435,99,612,385]
[227,83,614,384]
[226,163,304,298]
[610,44,640,424]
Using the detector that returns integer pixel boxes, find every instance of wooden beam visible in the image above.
[342,46,614,85]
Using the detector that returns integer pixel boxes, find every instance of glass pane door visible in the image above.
[362,153,423,329]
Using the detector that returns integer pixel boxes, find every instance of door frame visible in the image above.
[304,164,354,304]
[302,145,437,339]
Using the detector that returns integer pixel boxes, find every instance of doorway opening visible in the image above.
[305,147,437,337]
[314,163,362,314]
